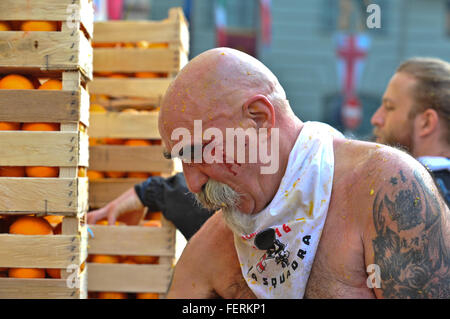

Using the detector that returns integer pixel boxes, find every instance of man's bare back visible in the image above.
[168,138,450,299]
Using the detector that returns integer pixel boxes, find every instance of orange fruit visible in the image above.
[105,171,126,178]
[104,138,125,145]
[87,170,105,180]
[108,74,128,78]
[124,139,151,146]
[21,21,57,32]
[122,42,135,48]
[143,220,162,228]
[22,122,60,131]
[136,40,150,49]
[78,167,87,177]
[38,79,62,90]
[136,292,159,299]
[0,74,35,90]
[0,166,25,177]
[127,172,151,178]
[9,268,46,279]
[92,42,120,48]
[9,216,53,235]
[43,215,64,225]
[0,22,11,31]
[0,122,21,130]
[46,268,61,279]
[134,72,159,78]
[90,255,120,264]
[89,137,106,146]
[97,292,127,299]
[90,104,107,113]
[95,219,123,226]
[120,257,137,264]
[25,166,59,178]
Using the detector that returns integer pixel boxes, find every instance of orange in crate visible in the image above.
[134,72,159,78]
[105,171,127,178]
[25,166,59,178]
[22,122,60,131]
[87,170,105,180]
[90,104,107,113]
[21,21,57,31]
[127,172,151,178]
[0,74,35,90]
[0,166,25,177]
[9,216,53,235]
[90,255,121,264]
[136,292,159,299]
[131,220,161,264]
[9,268,46,279]
[104,138,125,145]
[38,79,62,90]
[43,215,64,226]
[0,122,21,130]
[46,268,61,279]
[124,139,151,146]
[97,292,127,299]
[0,22,11,31]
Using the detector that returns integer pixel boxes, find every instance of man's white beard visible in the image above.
[194,179,258,234]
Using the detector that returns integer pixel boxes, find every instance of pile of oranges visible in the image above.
[87,216,162,299]
[88,105,162,180]
[0,215,67,280]
[0,74,87,178]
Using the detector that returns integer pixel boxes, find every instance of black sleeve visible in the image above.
[134,172,214,240]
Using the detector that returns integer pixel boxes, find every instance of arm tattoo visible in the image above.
[372,170,450,298]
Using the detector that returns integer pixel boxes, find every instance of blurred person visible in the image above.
[371,57,450,205]
[87,173,214,240]
[161,48,449,299]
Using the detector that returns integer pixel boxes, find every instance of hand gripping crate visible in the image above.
[87,217,176,298]
[0,0,93,299]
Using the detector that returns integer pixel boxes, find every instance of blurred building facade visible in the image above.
[122,0,450,139]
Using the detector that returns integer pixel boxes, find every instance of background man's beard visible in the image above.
[194,179,257,234]
[373,128,414,154]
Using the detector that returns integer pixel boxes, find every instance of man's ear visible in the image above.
[242,95,275,130]
[416,108,439,138]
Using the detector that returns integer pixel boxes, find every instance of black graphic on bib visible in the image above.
[256,239,290,273]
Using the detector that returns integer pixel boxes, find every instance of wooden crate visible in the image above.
[88,7,188,106]
[0,218,88,299]
[87,218,175,296]
[0,71,89,216]
[0,0,94,80]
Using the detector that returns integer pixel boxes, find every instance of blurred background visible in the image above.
[94,0,450,140]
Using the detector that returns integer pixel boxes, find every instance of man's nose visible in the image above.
[370,106,384,127]
[182,163,209,194]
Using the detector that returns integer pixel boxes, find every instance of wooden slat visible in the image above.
[0,177,87,214]
[87,263,172,293]
[0,234,84,268]
[88,111,160,139]
[0,267,87,299]
[0,131,80,166]
[87,225,174,256]
[0,88,89,125]
[89,145,173,172]
[93,48,182,73]
[0,30,91,76]
[88,178,146,208]
[88,77,171,99]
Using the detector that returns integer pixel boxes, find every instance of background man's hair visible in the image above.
[397,57,450,145]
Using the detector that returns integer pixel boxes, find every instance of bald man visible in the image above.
[162,48,449,299]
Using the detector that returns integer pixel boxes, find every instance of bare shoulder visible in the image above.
[168,211,254,299]
[335,138,450,298]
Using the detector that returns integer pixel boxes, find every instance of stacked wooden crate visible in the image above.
[86,7,188,299]
[0,0,93,298]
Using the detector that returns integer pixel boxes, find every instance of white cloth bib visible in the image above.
[233,121,343,299]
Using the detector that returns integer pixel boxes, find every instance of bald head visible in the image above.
[159,47,289,137]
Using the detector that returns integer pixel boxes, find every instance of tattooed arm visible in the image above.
[363,157,450,299]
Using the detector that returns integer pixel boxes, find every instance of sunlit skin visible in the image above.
[159,48,303,215]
